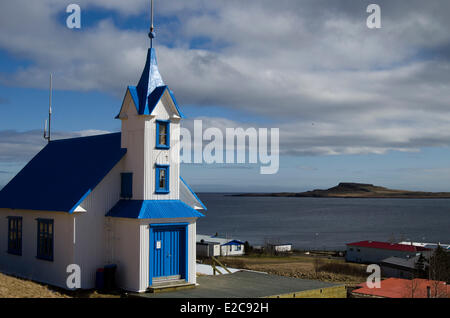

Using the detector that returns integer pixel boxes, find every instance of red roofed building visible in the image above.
[352,278,449,298]
[345,241,432,264]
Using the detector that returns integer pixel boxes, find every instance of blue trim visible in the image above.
[155,120,170,149]
[149,223,189,287]
[115,86,139,119]
[180,176,207,211]
[116,86,186,120]
[155,164,170,194]
[147,86,167,115]
[69,189,91,214]
[168,89,185,118]
[7,216,22,256]
[128,86,139,111]
[36,219,54,262]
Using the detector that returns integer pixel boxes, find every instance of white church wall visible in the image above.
[73,158,124,289]
[0,209,75,289]
[108,218,141,292]
[121,112,146,200]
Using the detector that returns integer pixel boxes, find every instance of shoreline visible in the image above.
[228,194,450,199]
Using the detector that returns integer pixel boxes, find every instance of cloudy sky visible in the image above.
[0,0,449,192]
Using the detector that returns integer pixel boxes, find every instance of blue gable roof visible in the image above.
[116,49,185,119]
[223,240,245,246]
[106,200,204,219]
[0,133,126,213]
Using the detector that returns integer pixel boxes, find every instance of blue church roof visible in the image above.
[0,133,126,213]
[106,200,204,219]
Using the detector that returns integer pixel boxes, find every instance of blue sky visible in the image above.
[1,0,450,192]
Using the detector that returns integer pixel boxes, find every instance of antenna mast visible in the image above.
[44,74,52,143]
[149,0,156,47]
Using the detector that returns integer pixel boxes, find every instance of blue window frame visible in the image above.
[7,217,22,255]
[156,120,170,149]
[121,172,133,198]
[155,164,170,194]
[37,219,54,261]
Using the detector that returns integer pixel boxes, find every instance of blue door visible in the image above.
[150,224,187,284]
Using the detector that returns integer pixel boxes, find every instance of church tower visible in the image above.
[115,4,184,202]
[109,1,205,290]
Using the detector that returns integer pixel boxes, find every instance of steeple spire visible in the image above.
[133,0,164,114]
[148,0,156,48]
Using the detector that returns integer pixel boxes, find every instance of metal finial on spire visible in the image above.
[148,0,156,47]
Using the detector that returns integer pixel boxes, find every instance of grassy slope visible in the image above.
[0,273,69,298]
[0,273,121,298]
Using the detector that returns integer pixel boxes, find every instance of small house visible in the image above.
[196,235,245,257]
[266,243,293,254]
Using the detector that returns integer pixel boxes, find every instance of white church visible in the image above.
[0,5,206,293]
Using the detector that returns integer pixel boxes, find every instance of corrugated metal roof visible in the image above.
[347,241,431,252]
[106,200,205,219]
[0,133,126,213]
[380,256,421,269]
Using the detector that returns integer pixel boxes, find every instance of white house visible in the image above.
[266,243,293,254]
[0,18,207,293]
[196,235,245,257]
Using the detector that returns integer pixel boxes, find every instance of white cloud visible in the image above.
[0,129,111,162]
[0,0,449,156]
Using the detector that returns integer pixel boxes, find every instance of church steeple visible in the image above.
[117,0,185,202]
[136,49,164,115]
[135,0,164,115]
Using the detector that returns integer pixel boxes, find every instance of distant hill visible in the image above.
[233,183,450,198]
